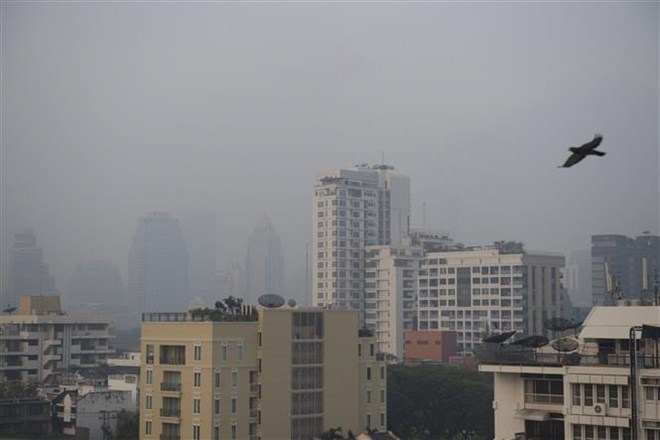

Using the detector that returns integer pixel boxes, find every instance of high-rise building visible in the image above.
[364,244,423,360]
[9,229,56,306]
[312,164,411,314]
[417,245,565,356]
[128,212,189,314]
[562,250,592,310]
[180,211,217,301]
[0,296,113,383]
[140,307,387,440]
[591,233,660,306]
[245,214,284,304]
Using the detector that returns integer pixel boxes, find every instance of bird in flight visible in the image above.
[558,133,605,168]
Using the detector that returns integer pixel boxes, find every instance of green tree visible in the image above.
[387,365,493,440]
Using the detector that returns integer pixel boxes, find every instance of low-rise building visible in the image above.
[140,306,387,440]
[0,396,51,438]
[403,330,456,366]
[0,295,113,383]
[479,302,660,440]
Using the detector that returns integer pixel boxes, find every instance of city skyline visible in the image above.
[2,2,657,299]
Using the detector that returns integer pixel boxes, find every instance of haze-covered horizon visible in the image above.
[2,2,658,300]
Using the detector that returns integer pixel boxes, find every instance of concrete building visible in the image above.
[140,307,386,440]
[128,212,189,315]
[364,244,423,360]
[403,330,457,366]
[181,210,217,302]
[8,229,56,306]
[245,214,284,304]
[417,245,565,356]
[52,389,132,440]
[0,296,113,383]
[0,396,51,438]
[591,233,660,306]
[312,164,411,316]
[479,302,660,440]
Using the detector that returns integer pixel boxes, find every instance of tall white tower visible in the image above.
[311,164,411,319]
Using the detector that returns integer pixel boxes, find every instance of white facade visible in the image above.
[364,245,423,360]
[0,315,113,383]
[312,165,411,320]
[418,248,564,356]
[480,304,660,440]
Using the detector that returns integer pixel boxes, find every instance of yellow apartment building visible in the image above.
[140,307,387,440]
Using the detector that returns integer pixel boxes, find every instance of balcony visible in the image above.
[160,408,181,418]
[161,383,182,392]
[249,409,258,419]
[249,383,258,393]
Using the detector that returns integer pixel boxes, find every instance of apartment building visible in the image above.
[479,303,660,440]
[140,307,386,440]
[417,246,564,356]
[0,296,113,383]
[364,244,423,360]
[312,165,410,317]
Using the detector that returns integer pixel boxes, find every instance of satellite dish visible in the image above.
[258,294,285,309]
[551,337,579,352]
[482,331,516,344]
[287,299,297,308]
[2,306,17,314]
[510,335,550,348]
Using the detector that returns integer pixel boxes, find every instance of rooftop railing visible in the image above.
[477,348,660,368]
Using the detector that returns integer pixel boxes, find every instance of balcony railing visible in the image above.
[160,435,180,440]
[249,383,258,393]
[160,408,181,418]
[524,393,564,405]
[249,409,258,418]
[477,347,660,368]
[161,383,182,392]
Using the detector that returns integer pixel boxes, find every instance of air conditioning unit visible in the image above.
[593,403,607,415]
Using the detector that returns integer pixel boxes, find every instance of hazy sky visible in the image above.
[2,1,658,292]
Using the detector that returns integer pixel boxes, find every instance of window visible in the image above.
[214,426,220,440]
[146,370,153,385]
[146,395,152,409]
[193,424,201,440]
[160,345,186,365]
[380,413,385,427]
[232,371,238,387]
[231,397,237,414]
[584,384,593,406]
[194,372,201,387]
[572,384,581,406]
[380,388,385,403]
[380,366,385,380]
[193,398,201,414]
[596,385,606,404]
[231,425,237,440]
[145,420,152,436]
[367,367,372,381]
[146,344,154,364]
[367,390,371,404]
[194,345,201,361]
[609,386,619,408]
[370,344,374,356]
[237,344,243,361]
[214,398,221,415]
[222,344,228,361]
[215,372,221,388]
[367,414,371,429]
[622,385,630,408]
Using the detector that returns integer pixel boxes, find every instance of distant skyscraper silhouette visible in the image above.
[9,229,56,305]
[128,212,189,314]
[245,214,284,304]
[180,211,217,301]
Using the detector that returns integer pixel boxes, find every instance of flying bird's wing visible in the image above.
[576,133,603,152]
[559,152,585,168]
